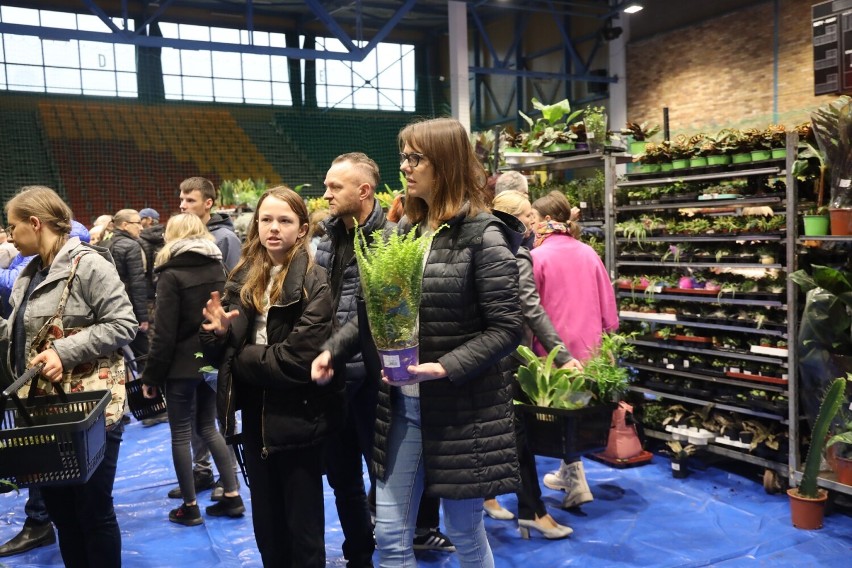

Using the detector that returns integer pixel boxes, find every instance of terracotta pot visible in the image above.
[833,454,852,485]
[787,488,828,530]
[829,208,852,236]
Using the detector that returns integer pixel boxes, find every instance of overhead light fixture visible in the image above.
[624,4,643,14]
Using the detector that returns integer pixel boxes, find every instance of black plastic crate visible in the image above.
[517,403,614,460]
[125,378,167,420]
[0,389,110,488]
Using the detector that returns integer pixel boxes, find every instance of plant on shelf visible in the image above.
[500,126,529,153]
[788,375,850,529]
[827,405,852,485]
[470,129,497,170]
[765,124,787,151]
[641,403,668,430]
[518,97,583,153]
[811,96,852,216]
[584,106,608,152]
[621,121,661,143]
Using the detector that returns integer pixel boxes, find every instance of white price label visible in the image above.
[841,179,851,188]
[683,360,690,368]
[382,354,401,368]
[666,364,675,370]
[579,201,588,208]
[587,132,595,139]
[671,462,681,471]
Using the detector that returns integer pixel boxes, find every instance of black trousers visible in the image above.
[324,376,378,567]
[243,423,326,568]
[41,427,123,568]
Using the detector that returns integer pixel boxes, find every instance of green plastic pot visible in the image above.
[660,162,674,172]
[771,147,786,159]
[629,141,647,156]
[707,155,732,166]
[802,214,830,236]
[751,150,771,161]
[689,157,708,168]
[731,153,752,164]
[672,159,689,170]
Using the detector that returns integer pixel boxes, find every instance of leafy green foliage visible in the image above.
[355,226,438,350]
[219,178,268,209]
[515,345,590,409]
[583,332,637,403]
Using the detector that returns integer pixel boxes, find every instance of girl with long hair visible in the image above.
[200,186,342,567]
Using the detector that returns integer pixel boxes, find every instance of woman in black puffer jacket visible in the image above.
[313,117,523,568]
[201,187,343,568]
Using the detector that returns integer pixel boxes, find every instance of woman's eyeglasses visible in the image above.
[399,152,425,168]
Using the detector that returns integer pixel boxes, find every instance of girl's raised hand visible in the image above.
[202,291,240,337]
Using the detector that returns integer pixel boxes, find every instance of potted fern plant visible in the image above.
[354,226,438,381]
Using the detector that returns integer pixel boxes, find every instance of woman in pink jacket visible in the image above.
[529,190,618,509]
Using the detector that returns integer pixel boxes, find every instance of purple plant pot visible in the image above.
[378,345,419,382]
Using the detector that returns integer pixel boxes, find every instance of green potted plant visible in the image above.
[666,440,697,478]
[787,375,850,530]
[621,121,661,156]
[794,127,831,236]
[765,124,788,159]
[729,129,756,164]
[354,225,439,381]
[519,97,583,153]
[584,106,608,153]
[811,95,852,235]
[669,135,694,170]
[827,407,852,486]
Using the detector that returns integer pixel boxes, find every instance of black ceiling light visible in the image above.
[601,17,623,41]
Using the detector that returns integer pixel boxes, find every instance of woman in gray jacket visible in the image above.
[2,186,137,568]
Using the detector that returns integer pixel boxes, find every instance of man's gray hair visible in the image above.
[495,170,529,195]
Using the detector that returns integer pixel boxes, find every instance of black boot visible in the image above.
[0,519,56,557]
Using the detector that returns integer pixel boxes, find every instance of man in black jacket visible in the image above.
[316,153,383,567]
[108,209,149,371]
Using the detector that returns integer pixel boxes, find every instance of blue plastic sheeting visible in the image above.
[2,418,852,567]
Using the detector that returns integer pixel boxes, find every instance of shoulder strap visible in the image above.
[52,254,83,321]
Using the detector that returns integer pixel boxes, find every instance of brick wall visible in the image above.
[626,0,836,135]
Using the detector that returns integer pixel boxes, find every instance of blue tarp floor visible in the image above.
[2,416,852,567]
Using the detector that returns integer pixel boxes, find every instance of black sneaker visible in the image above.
[413,528,456,553]
[210,479,224,502]
[206,494,245,518]
[169,504,202,526]
[167,471,215,499]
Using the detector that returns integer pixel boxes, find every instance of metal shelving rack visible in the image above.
[607,134,798,487]
[786,131,852,496]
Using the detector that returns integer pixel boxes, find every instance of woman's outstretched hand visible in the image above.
[202,291,240,337]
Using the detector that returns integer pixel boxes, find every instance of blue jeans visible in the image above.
[375,392,494,568]
[41,426,123,568]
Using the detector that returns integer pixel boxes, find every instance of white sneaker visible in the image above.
[543,461,593,509]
